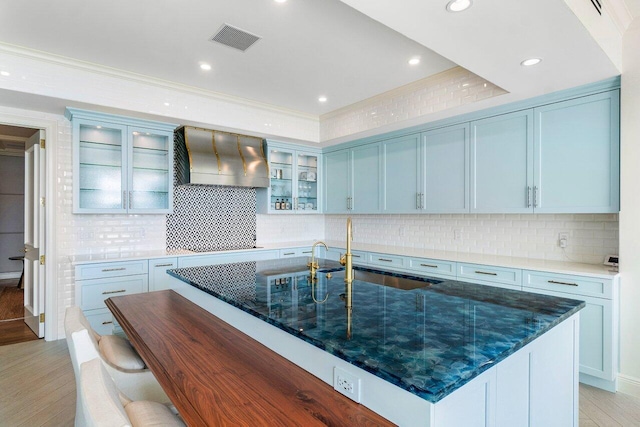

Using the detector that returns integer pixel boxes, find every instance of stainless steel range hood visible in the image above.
[182,126,269,188]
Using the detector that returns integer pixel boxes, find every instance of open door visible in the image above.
[23,130,45,338]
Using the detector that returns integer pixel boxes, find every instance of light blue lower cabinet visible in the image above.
[279,247,313,258]
[456,262,522,290]
[366,252,405,270]
[406,257,456,279]
[75,260,150,335]
[149,257,180,291]
[523,269,618,391]
[176,250,280,268]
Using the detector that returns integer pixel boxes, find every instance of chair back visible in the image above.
[79,358,131,427]
[65,306,102,427]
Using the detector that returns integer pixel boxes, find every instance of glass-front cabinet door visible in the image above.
[75,120,128,213]
[269,149,294,211]
[128,127,172,213]
[68,108,176,214]
[296,152,319,213]
[264,145,320,214]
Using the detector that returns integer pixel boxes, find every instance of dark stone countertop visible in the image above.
[168,257,584,403]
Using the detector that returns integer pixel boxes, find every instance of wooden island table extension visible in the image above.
[106,290,394,426]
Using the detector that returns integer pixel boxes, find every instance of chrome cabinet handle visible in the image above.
[526,186,532,208]
[129,191,132,209]
[154,263,174,267]
[548,280,578,287]
[101,267,126,272]
[416,193,420,209]
[101,321,113,325]
[421,193,424,209]
[420,264,438,268]
[122,191,126,209]
[378,258,393,262]
[352,254,361,258]
[474,270,497,276]
[283,252,295,256]
[533,186,538,208]
[102,289,127,295]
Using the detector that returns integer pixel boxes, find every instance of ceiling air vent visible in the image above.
[590,0,602,15]
[210,24,261,52]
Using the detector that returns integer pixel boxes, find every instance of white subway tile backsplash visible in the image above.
[320,67,507,141]
[324,213,618,264]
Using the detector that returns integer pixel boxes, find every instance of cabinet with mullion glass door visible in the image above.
[259,143,321,214]
[67,108,177,214]
[128,126,172,213]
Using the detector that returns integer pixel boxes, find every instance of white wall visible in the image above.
[319,67,506,141]
[618,18,640,397]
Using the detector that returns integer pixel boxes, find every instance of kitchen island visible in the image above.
[162,257,584,426]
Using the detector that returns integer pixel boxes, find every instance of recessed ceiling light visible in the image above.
[164,102,170,106]
[200,63,212,71]
[521,58,542,67]
[274,0,287,3]
[318,96,327,103]
[446,0,472,12]
[408,57,420,66]
[96,126,102,129]
[0,71,10,76]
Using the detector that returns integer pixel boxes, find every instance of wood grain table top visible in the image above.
[106,290,394,427]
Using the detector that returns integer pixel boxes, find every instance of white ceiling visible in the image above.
[0,0,629,122]
[0,0,456,116]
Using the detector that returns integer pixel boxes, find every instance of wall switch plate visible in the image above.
[333,366,361,403]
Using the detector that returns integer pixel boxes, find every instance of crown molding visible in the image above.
[0,42,318,121]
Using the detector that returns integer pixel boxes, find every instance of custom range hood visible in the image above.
[178,126,269,188]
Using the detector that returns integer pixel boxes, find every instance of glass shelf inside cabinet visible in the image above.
[130,131,170,210]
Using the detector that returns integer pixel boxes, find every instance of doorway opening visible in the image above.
[0,124,40,345]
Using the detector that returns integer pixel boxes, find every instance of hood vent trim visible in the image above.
[180,126,269,188]
[210,24,261,52]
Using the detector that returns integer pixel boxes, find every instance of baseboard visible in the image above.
[580,373,617,392]
[0,272,20,280]
[617,373,640,398]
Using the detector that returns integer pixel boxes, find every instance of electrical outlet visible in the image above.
[333,367,361,403]
[558,232,569,248]
[453,228,462,240]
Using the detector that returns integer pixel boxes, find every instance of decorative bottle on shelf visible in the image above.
[275,199,281,210]
[286,199,291,210]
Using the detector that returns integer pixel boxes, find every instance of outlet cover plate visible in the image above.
[333,366,361,403]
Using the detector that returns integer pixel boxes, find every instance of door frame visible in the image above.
[0,108,58,341]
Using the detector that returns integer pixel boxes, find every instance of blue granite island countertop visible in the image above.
[168,257,584,403]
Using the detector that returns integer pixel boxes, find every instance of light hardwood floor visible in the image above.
[1,339,639,426]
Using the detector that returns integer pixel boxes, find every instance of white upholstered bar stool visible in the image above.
[80,358,185,427]
[65,306,172,427]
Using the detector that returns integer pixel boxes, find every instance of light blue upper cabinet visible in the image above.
[470,110,534,213]
[324,144,381,213]
[67,108,176,214]
[422,124,470,213]
[533,91,620,213]
[323,149,350,213]
[351,143,382,213]
[381,134,421,213]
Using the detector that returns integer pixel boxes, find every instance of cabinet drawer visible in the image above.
[457,263,522,288]
[279,248,313,258]
[79,275,148,310]
[76,260,148,280]
[408,258,456,278]
[367,252,405,269]
[523,270,612,299]
[84,308,116,336]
